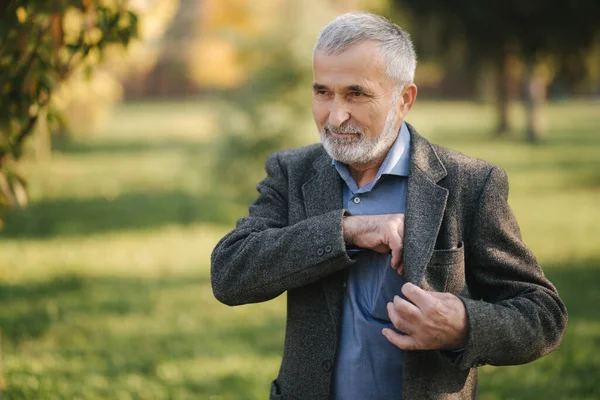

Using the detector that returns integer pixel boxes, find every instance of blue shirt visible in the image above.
[331,122,411,400]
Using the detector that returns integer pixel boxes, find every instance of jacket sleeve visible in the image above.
[211,152,354,306]
[452,166,567,369]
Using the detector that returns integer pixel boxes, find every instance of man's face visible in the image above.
[312,40,402,165]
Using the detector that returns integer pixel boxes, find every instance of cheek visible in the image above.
[368,107,391,136]
[312,100,329,127]
[351,105,385,137]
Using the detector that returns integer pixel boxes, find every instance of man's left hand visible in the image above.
[382,283,468,350]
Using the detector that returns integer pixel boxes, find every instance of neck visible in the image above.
[348,156,386,189]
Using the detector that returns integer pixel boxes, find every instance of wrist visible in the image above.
[342,215,356,245]
[450,295,469,349]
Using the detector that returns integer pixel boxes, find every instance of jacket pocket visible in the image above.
[429,241,464,266]
[424,242,465,293]
[270,379,283,400]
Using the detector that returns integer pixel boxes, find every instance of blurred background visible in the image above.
[0,0,599,398]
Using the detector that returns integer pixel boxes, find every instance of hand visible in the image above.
[342,214,405,273]
[382,283,468,350]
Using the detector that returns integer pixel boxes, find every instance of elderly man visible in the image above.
[211,12,567,400]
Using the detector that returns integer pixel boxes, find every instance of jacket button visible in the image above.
[322,360,332,372]
[325,245,332,253]
[317,248,324,256]
[342,281,347,288]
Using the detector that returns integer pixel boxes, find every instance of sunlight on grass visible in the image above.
[0,99,598,399]
[0,224,226,282]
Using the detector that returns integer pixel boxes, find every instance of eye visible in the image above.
[350,91,363,97]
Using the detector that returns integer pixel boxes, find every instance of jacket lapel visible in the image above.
[403,125,449,284]
[300,129,449,328]
[302,153,344,218]
[302,152,346,333]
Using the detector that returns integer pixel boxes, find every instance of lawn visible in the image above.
[0,100,598,399]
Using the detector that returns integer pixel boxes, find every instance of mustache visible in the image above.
[322,122,364,136]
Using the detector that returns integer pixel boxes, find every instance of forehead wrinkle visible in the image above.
[313,43,391,94]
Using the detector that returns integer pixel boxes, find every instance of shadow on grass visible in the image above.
[0,274,209,345]
[1,259,598,398]
[0,275,84,343]
[544,258,600,321]
[478,259,600,399]
[0,190,240,239]
[0,271,283,399]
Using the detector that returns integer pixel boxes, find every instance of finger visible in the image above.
[382,328,420,350]
[387,296,420,333]
[396,262,404,276]
[394,249,404,272]
[373,244,391,254]
[393,294,421,320]
[391,248,400,270]
[390,219,404,270]
[386,301,410,334]
[396,213,405,233]
[389,231,403,269]
[401,282,435,311]
[396,214,405,242]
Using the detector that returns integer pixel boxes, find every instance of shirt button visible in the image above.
[322,360,332,372]
[342,281,347,288]
[353,197,361,204]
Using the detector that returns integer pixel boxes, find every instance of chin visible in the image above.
[325,145,372,165]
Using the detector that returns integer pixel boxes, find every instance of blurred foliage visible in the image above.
[212,42,312,203]
[0,0,139,224]
[203,0,385,203]
[200,0,314,203]
[393,0,600,141]
[189,0,286,89]
[397,0,600,57]
[53,0,179,135]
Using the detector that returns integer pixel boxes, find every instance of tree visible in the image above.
[201,0,380,202]
[393,0,600,141]
[0,0,139,224]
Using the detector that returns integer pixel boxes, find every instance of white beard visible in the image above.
[319,93,400,166]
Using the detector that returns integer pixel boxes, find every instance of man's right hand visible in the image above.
[342,214,405,274]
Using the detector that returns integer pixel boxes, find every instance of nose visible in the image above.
[328,98,350,128]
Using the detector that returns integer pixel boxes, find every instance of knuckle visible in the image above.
[393,320,404,332]
[433,300,446,315]
[389,313,403,329]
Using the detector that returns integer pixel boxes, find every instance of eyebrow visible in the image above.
[347,85,366,93]
[312,83,369,93]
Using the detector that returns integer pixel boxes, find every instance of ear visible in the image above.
[398,84,418,118]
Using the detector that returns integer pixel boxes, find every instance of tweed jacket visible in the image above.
[211,125,567,399]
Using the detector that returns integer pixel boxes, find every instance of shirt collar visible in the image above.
[378,121,410,177]
[332,121,411,192]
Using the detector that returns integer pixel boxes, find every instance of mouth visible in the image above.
[325,128,361,138]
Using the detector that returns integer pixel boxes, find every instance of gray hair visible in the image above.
[313,12,417,86]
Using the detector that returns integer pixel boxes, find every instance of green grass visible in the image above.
[0,100,599,399]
